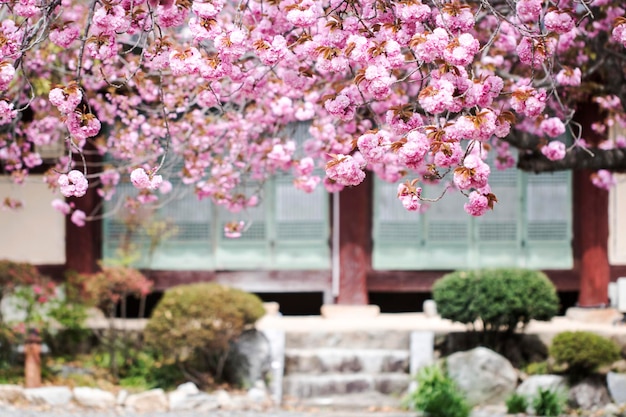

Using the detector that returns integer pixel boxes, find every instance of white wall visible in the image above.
[609,173,626,265]
[0,176,65,264]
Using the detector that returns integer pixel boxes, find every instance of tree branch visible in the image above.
[518,148,626,173]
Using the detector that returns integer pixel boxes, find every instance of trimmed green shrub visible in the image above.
[404,364,470,417]
[550,331,620,376]
[144,283,265,386]
[433,269,559,333]
[506,392,529,414]
[532,387,566,416]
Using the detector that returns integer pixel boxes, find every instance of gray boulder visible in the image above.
[73,387,116,408]
[226,329,272,387]
[568,376,611,410]
[168,382,220,411]
[516,375,568,399]
[124,388,168,412]
[607,372,626,404]
[446,347,518,406]
[24,386,73,406]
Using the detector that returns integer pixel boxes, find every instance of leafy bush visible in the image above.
[433,269,559,333]
[144,283,265,386]
[532,387,566,416]
[550,331,620,376]
[404,364,470,417]
[524,360,553,376]
[506,392,529,414]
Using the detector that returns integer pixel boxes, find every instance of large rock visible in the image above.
[446,347,517,406]
[607,372,626,404]
[168,382,220,411]
[0,385,24,403]
[568,376,611,410]
[226,329,272,387]
[124,388,168,412]
[516,375,568,399]
[73,387,116,408]
[24,386,73,406]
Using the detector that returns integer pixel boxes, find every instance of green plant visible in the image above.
[550,331,620,376]
[524,360,552,376]
[144,283,265,387]
[506,392,529,414]
[433,269,559,333]
[404,364,470,417]
[72,266,153,379]
[532,387,566,416]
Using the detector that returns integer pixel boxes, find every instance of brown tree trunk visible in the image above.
[337,176,372,305]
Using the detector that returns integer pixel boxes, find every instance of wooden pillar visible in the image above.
[574,169,610,307]
[574,103,610,307]
[336,175,372,305]
[65,148,102,274]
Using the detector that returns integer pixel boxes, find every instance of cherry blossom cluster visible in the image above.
[0,0,624,226]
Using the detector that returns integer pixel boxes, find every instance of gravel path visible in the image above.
[0,408,415,417]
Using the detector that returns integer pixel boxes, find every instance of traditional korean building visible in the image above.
[1,124,625,313]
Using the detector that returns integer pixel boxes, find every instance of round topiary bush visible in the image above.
[432,269,559,333]
[550,331,621,375]
[144,283,265,385]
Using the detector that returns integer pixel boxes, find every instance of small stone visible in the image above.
[215,389,233,409]
[247,386,268,404]
[194,394,220,411]
[125,388,168,413]
[176,382,199,394]
[73,387,116,408]
[24,386,72,406]
[116,389,128,406]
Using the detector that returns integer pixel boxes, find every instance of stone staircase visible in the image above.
[281,330,416,409]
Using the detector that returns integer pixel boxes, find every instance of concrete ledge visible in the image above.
[565,307,623,324]
[321,305,380,319]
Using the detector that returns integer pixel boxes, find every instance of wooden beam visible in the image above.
[367,269,581,292]
[144,269,332,293]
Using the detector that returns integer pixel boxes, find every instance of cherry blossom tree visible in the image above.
[1,0,626,225]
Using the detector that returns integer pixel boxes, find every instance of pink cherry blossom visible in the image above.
[224,220,245,239]
[397,181,422,212]
[464,191,490,216]
[555,67,582,86]
[540,117,566,138]
[591,169,617,190]
[51,198,71,215]
[544,10,575,34]
[58,170,88,198]
[516,0,542,22]
[130,168,163,191]
[49,84,82,114]
[325,155,366,187]
[541,141,567,161]
[0,62,15,91]
[70,209,86,227]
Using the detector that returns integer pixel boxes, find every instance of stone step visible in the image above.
[285,348,409,374]
[283,373,411,399]
[283,392,410,411]
[285,330,411,350]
